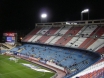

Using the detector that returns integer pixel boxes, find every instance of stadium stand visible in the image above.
[22,20,104,54]
[55,26,83,46]
[37,27,60,43]
[23,28,42,42]
[8,19,104,77]
[0,50,6,53]
[79,67,104,78]
[66,25,98,47]
[71,58,104,78]
[10,43,101,77]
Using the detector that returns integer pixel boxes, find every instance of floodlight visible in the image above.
[81,9,89,20]
[41,14,47,18]
[81,9,89,13]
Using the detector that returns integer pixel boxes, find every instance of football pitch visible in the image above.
[0,55,55,78]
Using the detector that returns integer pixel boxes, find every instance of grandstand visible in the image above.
[1,19,104,78]
[22,19,104,54]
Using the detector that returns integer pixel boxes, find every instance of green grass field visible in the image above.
[0,55,55,78]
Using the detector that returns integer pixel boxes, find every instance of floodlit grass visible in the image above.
[0,55,55,78]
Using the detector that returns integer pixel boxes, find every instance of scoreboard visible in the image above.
[3,33,17,45]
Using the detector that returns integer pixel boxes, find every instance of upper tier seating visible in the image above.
[23,28,42,42]
[22,25,104,54]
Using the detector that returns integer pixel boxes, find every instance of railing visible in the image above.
[50,73,58,78]
[36,19,104,27]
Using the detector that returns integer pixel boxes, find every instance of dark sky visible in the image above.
[0,0,104,31]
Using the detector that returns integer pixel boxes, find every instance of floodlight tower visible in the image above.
[81,9,89,20]
[41,13,47,23]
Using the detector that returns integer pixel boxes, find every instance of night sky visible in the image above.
[0,0,104,40]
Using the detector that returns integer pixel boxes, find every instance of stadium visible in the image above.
[0,19,104,78]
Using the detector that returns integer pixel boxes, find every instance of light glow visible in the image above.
[41,14,47,18]
[81,9,89,13]
[20,37,23,40]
